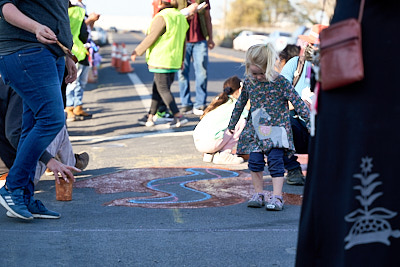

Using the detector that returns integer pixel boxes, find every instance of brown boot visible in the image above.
[0,172,7,181]
[64,106,76,122]
[73,105,92,118]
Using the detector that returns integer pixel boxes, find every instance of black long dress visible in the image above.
[296,0,400,266]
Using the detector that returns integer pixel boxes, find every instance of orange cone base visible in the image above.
[118,62,134,73]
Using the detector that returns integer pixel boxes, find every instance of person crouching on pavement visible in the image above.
[193,76,248,165]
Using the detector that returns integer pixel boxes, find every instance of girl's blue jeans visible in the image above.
[0,47,65,196]
[248,149,301,177]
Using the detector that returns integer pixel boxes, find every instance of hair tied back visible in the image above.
[223,87,232,94]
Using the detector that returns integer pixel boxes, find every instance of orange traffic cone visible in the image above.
[111,42,118,67]
[115,43,122,70]
[118,43,134,73]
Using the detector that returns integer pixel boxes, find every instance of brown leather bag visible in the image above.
[319,0,365,91]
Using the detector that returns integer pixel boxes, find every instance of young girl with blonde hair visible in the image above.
[228,44,310,210]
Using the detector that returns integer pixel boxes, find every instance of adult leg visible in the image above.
[66,63,89,108]
[178,43,194,109]
[1,48,65,194]
[153,73,180,115]
[284,153,305,185]
[0,48,65,219]
[192,40,208,109]
[0,82,21,169]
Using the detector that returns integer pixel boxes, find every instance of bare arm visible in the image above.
[2,3,57,44]
[204,9,214,49]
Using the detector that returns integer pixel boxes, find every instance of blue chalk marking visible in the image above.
[128,168,239,204]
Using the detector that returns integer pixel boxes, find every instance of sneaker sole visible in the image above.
[247,201,265,208]
[155,118,174,123]
[266,204,283,211]
[169,119,189,128]
[286,179,305,186]
[0,196,33,220]
[6,211,60,219]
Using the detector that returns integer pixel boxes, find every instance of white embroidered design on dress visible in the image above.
[344,156,400,249]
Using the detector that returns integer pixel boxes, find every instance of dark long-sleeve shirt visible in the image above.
[0,0,73,57]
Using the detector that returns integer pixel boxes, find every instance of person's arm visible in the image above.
[204,8,214,49]
[284,77,310,126]
[1,3,57,44]
[65,56,77,84]
[85,12,100,29]
[280,56,299,84]
[228,83,249,132]
[47,158,80,185]
[131,16,166,61]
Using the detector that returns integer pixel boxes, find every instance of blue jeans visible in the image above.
[248,149,301,177]
[178,40,208,108]
[66,63,89,107]
[0,48,65,196]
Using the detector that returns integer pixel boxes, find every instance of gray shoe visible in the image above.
[169,116,188,128]
[75,152,89,171]
[266,195,284,211]
[286,167,305,185]
[193,106,206,116]
[180,106,193,114]
[247,193,265,208]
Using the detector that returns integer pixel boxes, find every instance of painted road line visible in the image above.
[69,130,194,143]
[209,52,243,63]
[2,228,297,233]
[127,72,151,110]
[131,31,145,41]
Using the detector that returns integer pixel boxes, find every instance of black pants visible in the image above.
[150,72,179,116]
[290,115,309,154]
[0,80,22,169]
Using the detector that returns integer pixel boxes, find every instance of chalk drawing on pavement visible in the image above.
[74,167,303,208]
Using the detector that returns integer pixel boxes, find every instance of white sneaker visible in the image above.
[212,151,244,165]
[203,153,214,162]
[193,107,205,116]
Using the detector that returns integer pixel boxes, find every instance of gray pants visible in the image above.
[34,125,75,185]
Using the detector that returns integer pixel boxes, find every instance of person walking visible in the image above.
[64,0,97,121]
[0,0,77,220]
[177,0,214,116]
[228,44,310,211]
[296,0,400,265]
[131,0,190,128]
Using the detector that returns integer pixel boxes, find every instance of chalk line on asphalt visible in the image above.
[2,228,297,233]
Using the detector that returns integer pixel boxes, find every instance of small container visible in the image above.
[55,178,73,201]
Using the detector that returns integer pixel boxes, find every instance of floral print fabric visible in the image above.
[228,75,310,157]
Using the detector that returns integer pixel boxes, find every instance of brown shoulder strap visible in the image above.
[293,56,305,87]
